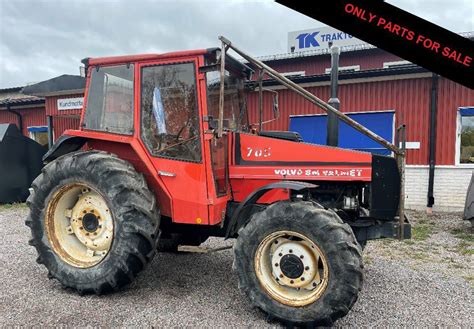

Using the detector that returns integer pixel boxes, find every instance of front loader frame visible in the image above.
[217,36,407,239]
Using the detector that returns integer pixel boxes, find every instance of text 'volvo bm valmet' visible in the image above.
[26,36,411,326]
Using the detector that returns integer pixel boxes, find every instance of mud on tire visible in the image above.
[233,200,363,326]
[25,150,160,295]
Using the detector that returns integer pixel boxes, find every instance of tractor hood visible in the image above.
[230,133,373,181]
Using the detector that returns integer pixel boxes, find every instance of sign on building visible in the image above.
[288,26,367,53]
[57,97,84,111]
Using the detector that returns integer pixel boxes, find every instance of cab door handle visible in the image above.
[158,170,176,177]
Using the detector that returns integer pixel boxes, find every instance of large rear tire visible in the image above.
[233,201,363,326]
[26,151,160,294]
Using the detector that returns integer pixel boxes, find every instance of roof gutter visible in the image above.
[5,101,23,134]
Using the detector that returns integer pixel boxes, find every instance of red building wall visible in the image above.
[260,49,401,77]
[436,79,474,165]
[0,106,47,136]
[45,94,83,141]
[247,77,474,166]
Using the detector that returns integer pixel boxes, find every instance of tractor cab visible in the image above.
[65,49,252,226]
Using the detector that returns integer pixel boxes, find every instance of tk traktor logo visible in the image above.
[296,32,320,49]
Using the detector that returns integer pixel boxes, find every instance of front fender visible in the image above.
[225,181,317,238]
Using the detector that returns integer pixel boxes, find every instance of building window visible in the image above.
[459,108,474,164]
[281,71,305,77]
[28,126,48,146]
[382,60,412,69]
[324,65,360,74]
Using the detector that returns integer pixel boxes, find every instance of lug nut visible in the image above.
[290,280,294,284]
[301,277,305,281]
[305,266,310,271]
[300,255,304,259]
[79,227,83,230]
[312,282,317,287]
[274,240,278,244]
[278,253,283,257]
[274,263,279,267]
[83,210,86,214]
[289,249,293,253]
[279,274,283,278]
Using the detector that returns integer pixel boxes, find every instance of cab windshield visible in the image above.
[206,65,248,131]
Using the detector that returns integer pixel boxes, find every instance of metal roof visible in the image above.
[21,74,86,97]
[0,85,44,108]
[0,96,45,108]
[0,86,23,93]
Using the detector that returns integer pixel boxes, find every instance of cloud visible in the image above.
[0,0,472,88]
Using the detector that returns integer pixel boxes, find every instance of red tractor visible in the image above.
[26,37,410,326]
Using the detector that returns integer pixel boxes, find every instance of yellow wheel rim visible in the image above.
[255,231,329,307]
[45,183,114,268]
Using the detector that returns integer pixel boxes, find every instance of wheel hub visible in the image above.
[69,189,114,253]
[271,241,319,289]
[82,212,99,232]
[45,184,114,268]
[279,254,304,279]
[254,231,329,307]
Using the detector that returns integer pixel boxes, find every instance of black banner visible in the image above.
[276,0,474,89]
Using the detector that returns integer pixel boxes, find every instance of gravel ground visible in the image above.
[0,205,472,327]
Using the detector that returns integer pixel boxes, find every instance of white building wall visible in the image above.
[405,166,473,211]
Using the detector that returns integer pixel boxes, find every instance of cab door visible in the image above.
[138,58,211,224]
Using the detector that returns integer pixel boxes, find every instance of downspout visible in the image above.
[47,115,54,149]
[327,44,340,147]
[6,102,23,134]
[427,74,439,214]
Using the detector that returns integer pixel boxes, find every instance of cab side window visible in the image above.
[141,62,201,162]
[84,65,134,135]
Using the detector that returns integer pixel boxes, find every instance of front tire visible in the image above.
[26,151,160,294]
[233,201,363,326]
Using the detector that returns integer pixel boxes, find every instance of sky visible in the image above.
[0,0,473,89]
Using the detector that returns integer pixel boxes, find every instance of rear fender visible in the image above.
[43,135,88,163]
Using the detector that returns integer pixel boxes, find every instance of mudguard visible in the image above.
[225,181,317,238]
[43,135,88,163]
